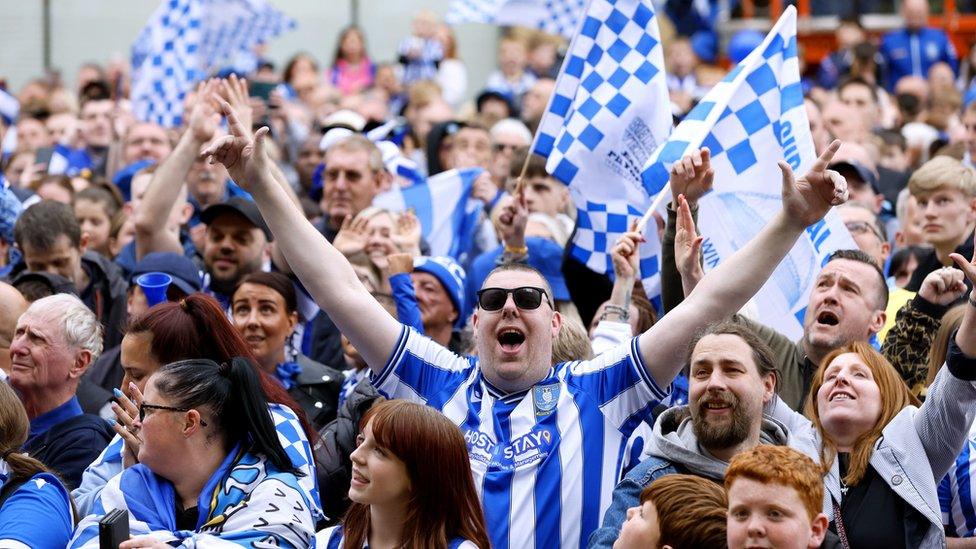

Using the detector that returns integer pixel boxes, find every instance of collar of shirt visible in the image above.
[28,396,83,440]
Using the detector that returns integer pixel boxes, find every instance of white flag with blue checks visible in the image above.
[447,0,587,39]
[131,0,295,127]
[532,0,671,297]
[641,6,856,339]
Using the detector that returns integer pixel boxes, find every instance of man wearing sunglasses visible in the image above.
[202,100,849,549]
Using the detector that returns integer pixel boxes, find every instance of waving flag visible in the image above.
[131,0,295,127]
[375,168,485,263]
[641,6,856,339]
[447,0,587,39]
[531,0,671,297]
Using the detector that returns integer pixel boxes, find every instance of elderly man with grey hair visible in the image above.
[10,293,113,489]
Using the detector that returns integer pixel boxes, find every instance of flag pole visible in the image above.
[635,182,669,233]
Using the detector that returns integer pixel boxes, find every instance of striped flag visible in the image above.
[375,168,485,264]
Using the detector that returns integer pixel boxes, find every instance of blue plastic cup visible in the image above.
[136,272,173,307]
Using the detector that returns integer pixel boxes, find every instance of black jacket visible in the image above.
[24,413,113,490]
[291,355,344,431]
[313,378,383,523]
[905,231,975,294]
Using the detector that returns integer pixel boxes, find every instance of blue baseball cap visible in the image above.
[113,160,155,202]
[130,252,203,295]
[413,256,467,328]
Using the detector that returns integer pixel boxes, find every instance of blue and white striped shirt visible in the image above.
[372,326,668,549]
[940,425,976,537]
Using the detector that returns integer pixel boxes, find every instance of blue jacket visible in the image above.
[881,27,958,90]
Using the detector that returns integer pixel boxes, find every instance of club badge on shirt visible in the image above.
[532,383,560,417]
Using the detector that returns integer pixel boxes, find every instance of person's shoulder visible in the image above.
[7,472,70,501]
[296,354,344,386]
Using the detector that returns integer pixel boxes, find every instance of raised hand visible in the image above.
[471,171,500,204]
[219,74,254,133]
[611,221,643,281]
[952,234,976,356]
[111,382,144,468]
[333,213,369,257]
[199,98,270,189]
[918,267,967,306]
[674,194,705,294]
[186,79,222,144]
[779,139,848,230]
[497,192,528,249]
[387,252,415,276]
[669,147,715,205]
[393,209,422,255]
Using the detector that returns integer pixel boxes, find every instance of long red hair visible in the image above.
[341,400,490,549]
[126,293,316,445]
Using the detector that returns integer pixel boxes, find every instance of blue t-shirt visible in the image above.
[0,472,74,547]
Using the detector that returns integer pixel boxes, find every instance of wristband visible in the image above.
[503,244,528,255]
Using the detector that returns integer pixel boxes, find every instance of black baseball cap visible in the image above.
[199,197,273,241]
[829,160,880,194]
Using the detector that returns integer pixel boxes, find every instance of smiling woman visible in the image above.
[316,400,491,549]
[232,271,344,430]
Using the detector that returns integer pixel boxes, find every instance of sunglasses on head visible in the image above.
[476,286,551,311]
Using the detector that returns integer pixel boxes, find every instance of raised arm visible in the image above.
[134,79,221,258]
[201,100,402,372]
[637,140,848,389]
[912,238,976,479]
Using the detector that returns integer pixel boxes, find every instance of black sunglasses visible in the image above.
[139,403,208,427]
[477,286,551,311]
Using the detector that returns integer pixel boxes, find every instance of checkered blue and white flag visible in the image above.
[131,0,295,127]
[531,0,671,297]
[447,0,587,39]
[641,6,856,339]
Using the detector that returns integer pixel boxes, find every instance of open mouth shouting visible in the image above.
[497,327,526,356]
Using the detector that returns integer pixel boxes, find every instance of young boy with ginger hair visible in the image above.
[725,445,829,549]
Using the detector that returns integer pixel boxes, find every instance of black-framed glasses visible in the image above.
[845,221,883,240]
[139,403,208,427]
[477,287,551,311]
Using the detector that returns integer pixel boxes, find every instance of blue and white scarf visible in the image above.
[72,403,323,522]
[70,444,315,547]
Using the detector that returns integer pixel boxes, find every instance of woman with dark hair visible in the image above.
[70,358,316,546]
[327,26,375,95]
[72,294,323,524]
[0,382,75,547]
[232,271,343,429]
[317,400,490,549]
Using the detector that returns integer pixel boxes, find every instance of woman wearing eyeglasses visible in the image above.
[69,357,316,547]
[316,400,491,549]
[72,295,323,524]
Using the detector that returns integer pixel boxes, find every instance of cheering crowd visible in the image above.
[5,0,976,547]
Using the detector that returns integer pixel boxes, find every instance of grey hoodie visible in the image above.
[643,405,816,481]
